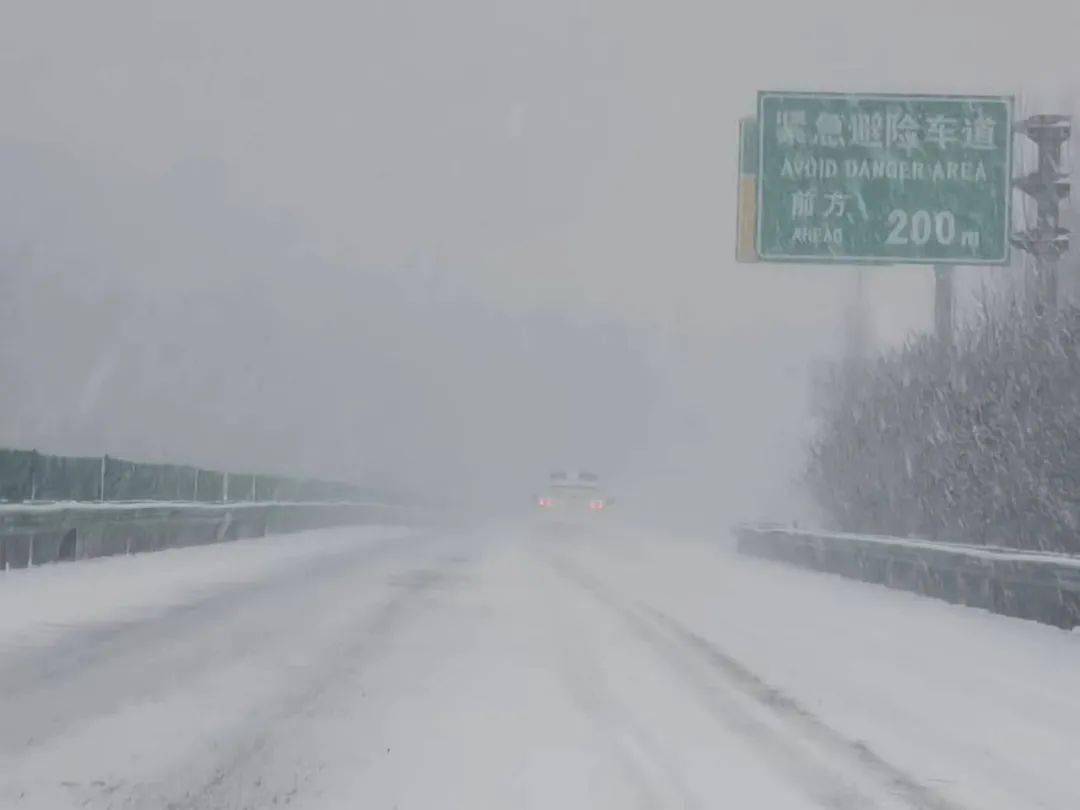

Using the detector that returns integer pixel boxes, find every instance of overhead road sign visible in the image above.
[756,92,1013,265]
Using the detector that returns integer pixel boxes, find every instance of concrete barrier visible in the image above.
[733,524,1080,630]
[0,502,425,571]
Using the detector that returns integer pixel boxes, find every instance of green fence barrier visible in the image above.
[194,470,223,503]
[0,448,371,505]
[253,474,280,502]
[0,450,35,502]
[104,457,199,501]
[225,473,255,502]
[35,455,102,502]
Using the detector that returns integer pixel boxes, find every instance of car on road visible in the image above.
[534,471,612,526]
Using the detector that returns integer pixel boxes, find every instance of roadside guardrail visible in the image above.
[733,524,1080,630]
[0,501,424,570]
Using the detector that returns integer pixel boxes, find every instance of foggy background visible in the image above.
[2,0,1078,524]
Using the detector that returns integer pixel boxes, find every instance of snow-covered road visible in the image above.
[1,523,1077,809]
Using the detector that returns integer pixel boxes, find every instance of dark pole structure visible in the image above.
[934,264,954,346]
[1012,115,1071,313]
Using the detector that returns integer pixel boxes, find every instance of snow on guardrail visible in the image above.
[733,523,1080,630]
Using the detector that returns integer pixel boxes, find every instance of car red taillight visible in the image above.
[589,500,605,511]
[538,497,553,508]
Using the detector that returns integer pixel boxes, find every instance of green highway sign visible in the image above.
[756,92,1013,264]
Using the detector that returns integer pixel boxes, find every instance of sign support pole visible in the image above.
[934,264,954,345]
[846,271,869,363]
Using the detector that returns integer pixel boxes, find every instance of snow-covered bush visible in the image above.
[806,305,1080,552]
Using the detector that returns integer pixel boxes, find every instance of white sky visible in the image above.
[1,0,1077,517]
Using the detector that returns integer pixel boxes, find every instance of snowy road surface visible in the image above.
[1,523,1077,809]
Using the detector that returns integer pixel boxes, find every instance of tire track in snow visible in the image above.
[543,551,968,810]
[641,607,967,810]
[142,556,476,810]
[0,530,433,757]
[542,562,707,810]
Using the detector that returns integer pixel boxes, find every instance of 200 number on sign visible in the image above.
[885,210,972,248]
